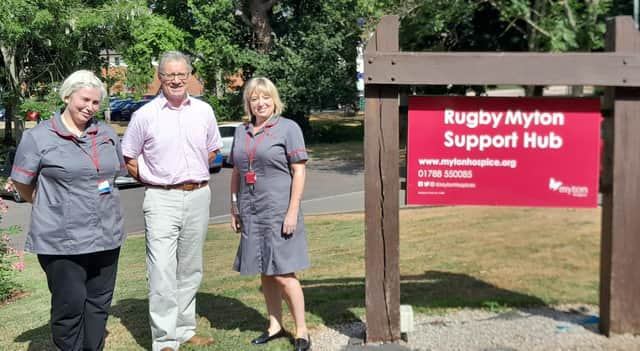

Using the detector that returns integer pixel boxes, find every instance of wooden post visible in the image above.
[364,15,401,343]
[362,14,640,341]
[600,16,640,335]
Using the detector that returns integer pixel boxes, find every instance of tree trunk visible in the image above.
[0,42,20,145]
[525,0,546,97]
[3,102,15,145]
[248,0,276,53]
[216,69,224,98]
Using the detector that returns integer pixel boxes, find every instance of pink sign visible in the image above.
[407,96,601,207]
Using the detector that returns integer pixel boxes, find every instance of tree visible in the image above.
[234,0,361,135]
[0,0,189,142]
[150,0,362,133]
[77,1,186,96]
[488,0,612,95]
[121,14,187,95]
[0,0,82,144]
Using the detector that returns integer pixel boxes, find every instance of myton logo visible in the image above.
[548,177,588,198]
[549,177,562,191]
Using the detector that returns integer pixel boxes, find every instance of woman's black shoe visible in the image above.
[294,336,311,351]
[251,329,287,345]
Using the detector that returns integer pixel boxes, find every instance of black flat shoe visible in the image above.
[251,329,287,345]
[294,335,311,351]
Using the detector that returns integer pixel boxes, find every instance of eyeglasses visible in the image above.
[160,72,190,81]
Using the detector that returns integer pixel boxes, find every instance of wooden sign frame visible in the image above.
[363,15,640,343]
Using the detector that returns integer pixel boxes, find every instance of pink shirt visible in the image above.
[121,94,223,186]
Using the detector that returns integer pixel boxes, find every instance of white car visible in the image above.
[219,122,242,167]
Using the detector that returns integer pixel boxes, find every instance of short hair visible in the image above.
[242,77,284,118]
[59,70,107,102]
[158,51,193,75]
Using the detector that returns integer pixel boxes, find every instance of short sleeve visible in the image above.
[10,131,41,185]
[121,111,144,159]
[206,108,224,152]
[285,120,308,164]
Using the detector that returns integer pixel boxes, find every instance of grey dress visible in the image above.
[230,116,310,275]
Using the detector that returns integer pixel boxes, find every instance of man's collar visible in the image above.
[158,92,192,110]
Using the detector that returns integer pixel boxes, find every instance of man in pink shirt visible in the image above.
[122,51,222,351]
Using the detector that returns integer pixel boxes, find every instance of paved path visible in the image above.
[4,159,392,249]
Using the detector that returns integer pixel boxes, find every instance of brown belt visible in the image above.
[146,181,208,191]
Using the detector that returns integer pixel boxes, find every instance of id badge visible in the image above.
[98,179,111,195]
[245,171,257,184]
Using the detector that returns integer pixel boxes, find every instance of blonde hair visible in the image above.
[59,70,107,102]
[242,77,284,119]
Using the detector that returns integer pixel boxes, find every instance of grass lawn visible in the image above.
[0,205,601,350]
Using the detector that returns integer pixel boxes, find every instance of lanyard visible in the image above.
[244,130,268,171]
[70,133,100,172]
[244,116,277,170]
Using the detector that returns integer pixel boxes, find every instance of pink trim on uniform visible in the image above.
[287,149,306,157]
[12,165,36,177]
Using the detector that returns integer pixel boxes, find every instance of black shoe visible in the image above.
[294,335,311,351]
[251,329,287,345]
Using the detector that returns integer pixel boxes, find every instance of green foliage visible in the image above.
[202,92,244,122]
[187,0,249,120]
[400,1,526,52]
[490,0,612,52]
[123,15,187,94]
[17,85,63,121]
[0,199,22,302]
[253,0,360,129]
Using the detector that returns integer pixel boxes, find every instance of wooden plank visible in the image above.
[600,16,640,336]
[364,52,640,86]
[364,15,401,343]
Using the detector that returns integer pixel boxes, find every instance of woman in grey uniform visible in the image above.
[11,70,126,351]
[229,77,311,351]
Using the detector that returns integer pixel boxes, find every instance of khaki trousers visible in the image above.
[143,186,211,351]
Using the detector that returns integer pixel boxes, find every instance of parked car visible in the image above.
[0,105,5,121]
[0,149,24,202]
[118,100,150,121]
[106,99,132,121]
[210,152,223,173]
[108,99,153,122]
[218,122,242,167]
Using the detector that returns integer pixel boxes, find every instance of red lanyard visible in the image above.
[71,133,100,172]
[244,130,268,171]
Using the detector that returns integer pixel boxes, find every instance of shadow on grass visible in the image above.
[301,270,596,336]
[106,294,267,349]
[109,298,150,349]
[14,323,55,351]
[196,292,267,332]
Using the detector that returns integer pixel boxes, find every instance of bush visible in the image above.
[0,183,24,303]
[17,87,63,122]
[203,92,244,122]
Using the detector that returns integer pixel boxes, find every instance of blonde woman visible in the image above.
[229,77,311,351]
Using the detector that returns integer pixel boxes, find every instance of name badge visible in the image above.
[245,171,257,184]
[98,179,111,194]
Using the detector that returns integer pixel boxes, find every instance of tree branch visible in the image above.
[563,0,576,29]
[234,1,252,27]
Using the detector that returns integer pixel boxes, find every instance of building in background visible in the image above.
[99,50,204,97]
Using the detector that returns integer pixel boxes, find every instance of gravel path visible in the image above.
[310,305,640,351]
